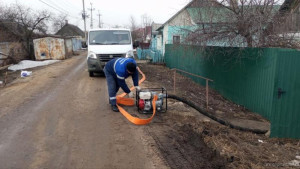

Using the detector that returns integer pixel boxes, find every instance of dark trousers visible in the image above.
[104,68,120,105]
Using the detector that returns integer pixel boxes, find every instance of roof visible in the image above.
[55,23,84,37]
[187,5,281,25]
[157,0,195,31]
[151,22,162,32]
[187,7,233,24]
[156,0,282,30]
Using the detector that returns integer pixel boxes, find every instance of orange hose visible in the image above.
[116,67,157,125]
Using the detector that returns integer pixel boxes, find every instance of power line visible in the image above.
[47,0,66,12]
[57,0,76,9]
[48,0,83,19]
[53,0,82,13]
[62,0,82,11]
[38,0,67,14]
[38,0,81,20]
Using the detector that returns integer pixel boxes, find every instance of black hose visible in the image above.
[167,94,268,134]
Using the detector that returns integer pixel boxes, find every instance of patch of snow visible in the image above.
[8,60,60,71]
[288,160,300,167]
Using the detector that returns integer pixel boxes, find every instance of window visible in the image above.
[89,30,131,45]
[173,35,180,44]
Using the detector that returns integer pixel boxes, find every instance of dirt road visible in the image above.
[0,53,167,169]
[2,53,298,169]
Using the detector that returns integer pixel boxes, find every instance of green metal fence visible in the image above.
[165,44,300,138]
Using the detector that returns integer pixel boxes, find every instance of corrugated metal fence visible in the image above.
[65,38,73,58]
[165,44,300,138]
[0,42,27,65]
[72,38,82,52]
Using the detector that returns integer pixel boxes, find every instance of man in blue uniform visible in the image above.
[103,58,140,112]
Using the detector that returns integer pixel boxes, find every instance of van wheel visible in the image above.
[100,71,105,77]
[89,71,94,77]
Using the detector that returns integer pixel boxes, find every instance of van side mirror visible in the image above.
[82,41,88,48]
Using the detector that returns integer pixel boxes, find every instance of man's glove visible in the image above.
[128,92,134,98]
[135,86,141,91]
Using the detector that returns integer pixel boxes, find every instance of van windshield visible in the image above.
[89,30,131,45]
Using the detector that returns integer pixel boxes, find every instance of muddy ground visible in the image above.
[136,63,300,169]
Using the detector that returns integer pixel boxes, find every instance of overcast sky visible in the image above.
[0,0,191,31]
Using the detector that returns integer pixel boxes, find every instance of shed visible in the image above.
[33,37,66,60]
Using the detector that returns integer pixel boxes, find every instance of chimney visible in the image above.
[65,20,68,25]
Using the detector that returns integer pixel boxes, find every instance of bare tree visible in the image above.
[129,15,137,31]
[0,4,51,59]
[52,14,69,33]
[141,13,153,28]
[129,15,141,42]
[183,0,300,49]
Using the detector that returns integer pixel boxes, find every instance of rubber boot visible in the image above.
[111,105,119,112]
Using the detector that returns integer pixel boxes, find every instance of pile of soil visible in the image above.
[154,112,300,168]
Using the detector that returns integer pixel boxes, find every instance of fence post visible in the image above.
[171,68,212,108]
[4,71,8,86]
[173,69,176,94]
[206,80,209,110]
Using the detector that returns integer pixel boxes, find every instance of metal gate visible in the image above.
[271,51,300,138]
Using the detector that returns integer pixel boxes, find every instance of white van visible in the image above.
[86,28,134,77]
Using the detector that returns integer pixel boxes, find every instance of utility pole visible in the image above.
[82,0,87,40]
[97,10,102,28]
[88,3,95,29]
